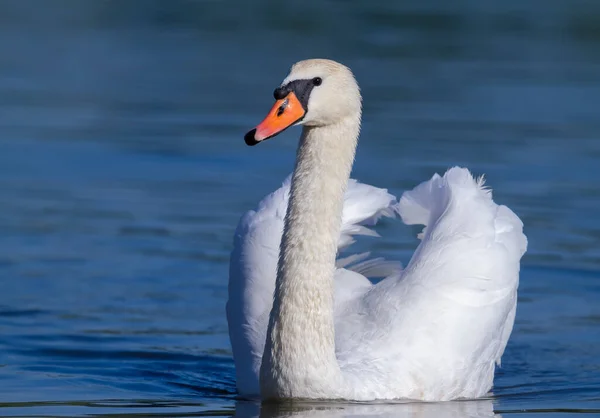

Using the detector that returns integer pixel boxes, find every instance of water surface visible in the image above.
[1,1,599,416]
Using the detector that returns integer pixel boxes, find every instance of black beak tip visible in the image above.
[244,129,259,146]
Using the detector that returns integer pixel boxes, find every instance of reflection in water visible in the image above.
[235,398,497,418]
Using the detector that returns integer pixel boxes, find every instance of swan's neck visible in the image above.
[260,116,360,399]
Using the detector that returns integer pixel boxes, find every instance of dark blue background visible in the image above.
[0,1,599,416]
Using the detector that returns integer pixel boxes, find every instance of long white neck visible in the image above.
[260,115,360,399]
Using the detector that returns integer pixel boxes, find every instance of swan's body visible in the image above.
[227,59,527,401]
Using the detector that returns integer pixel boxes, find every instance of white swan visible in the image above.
[227,59,527,401]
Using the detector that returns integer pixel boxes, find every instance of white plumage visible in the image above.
[228,59,527,401]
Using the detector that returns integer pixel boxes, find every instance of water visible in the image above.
[1,1,599,416]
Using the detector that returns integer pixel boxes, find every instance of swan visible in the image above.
[227,59,527,401]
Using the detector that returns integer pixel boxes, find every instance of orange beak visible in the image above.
[244,92,306,146]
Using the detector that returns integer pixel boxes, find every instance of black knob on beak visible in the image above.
[274,85,290,100]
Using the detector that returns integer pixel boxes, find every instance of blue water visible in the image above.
[1,1,600,416]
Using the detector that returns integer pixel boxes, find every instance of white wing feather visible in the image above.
[335,167,526,400]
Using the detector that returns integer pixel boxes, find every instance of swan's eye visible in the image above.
[312,77,322,86]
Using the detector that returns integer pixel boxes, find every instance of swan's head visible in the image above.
[244,59,361,145]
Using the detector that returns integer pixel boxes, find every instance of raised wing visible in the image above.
[336,167,527,400]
